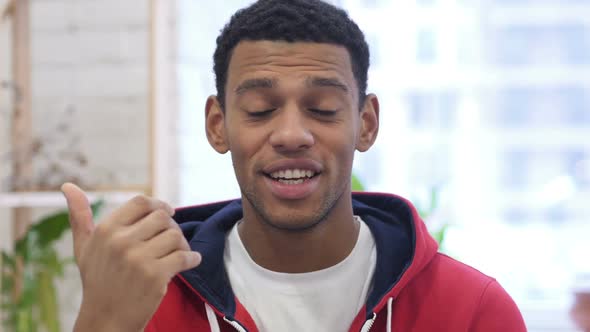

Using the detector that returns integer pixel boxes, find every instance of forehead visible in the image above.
[226,41,356,90]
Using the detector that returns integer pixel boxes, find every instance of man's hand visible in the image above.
[61,183,201,332]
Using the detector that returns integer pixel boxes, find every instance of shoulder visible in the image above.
[397,253,497,303]
[426,253,495,290]
[409,253,527,331]
[420,253,520,307]
[146,277,210,332]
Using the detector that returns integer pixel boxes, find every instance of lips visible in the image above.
[262,159,322,200]
[269,169,316,181]
[262,159,322,175]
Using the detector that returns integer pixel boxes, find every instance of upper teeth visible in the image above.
[270,169,315,179]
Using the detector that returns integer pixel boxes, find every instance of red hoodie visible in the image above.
[146,193,526,331]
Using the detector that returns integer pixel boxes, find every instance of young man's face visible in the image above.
[206,41,379,231]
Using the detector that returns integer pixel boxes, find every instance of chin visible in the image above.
[262,213,326,232]
[241,186,340,232]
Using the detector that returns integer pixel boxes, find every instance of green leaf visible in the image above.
[351,173,365,191]
[2,200,103,331]
[0,299,15,309]
[1,273,14,293]
[32,248,60,272]
[17,199,104,250]
[37,270,61,332]
[26,211,70,249]
[14,236,32,264]
[15,307,36,332]
[1,253,16,296]
[1,251,16,269]
[415,187,440,220]
[60,256,76,266]
[428,187,439,214]
[90,199,105,217]
[431,223,449,247]
[18,272,38,309]
[12,270,37,332]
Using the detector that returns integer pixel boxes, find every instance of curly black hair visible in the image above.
[213,0,370,110]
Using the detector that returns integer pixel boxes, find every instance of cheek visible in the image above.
[323,132,357,170]
[227,128,266,171]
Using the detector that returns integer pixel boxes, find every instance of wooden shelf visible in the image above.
[0,191,141,208]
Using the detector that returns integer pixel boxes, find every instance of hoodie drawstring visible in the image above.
[360,297,394,332]
[206,298,393,332]
[205,303,221,332]
[386,297,393,332]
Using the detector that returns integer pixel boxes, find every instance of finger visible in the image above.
[157,250,202,279]
[61,182,94,259]
[107,195,174,227]
[127,209,178,242]
[140,228,190,259]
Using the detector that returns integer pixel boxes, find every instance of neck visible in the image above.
[238,198,360,273]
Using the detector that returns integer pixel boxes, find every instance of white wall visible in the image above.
[1,0,152,330]
[0,1,15,327]
[29,0,151,190]
[1,0,13,256]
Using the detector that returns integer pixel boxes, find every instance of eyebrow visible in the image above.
[306,76,349,93]
[234,76,349,95]
[235,78,276,95]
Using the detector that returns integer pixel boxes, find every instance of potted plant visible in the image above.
[1,201,103,332]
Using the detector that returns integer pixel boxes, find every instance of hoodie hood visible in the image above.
[173,192,438,324]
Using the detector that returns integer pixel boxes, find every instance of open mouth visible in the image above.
[265,169,319,185]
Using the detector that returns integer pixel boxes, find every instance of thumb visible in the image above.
[61,182,94,259]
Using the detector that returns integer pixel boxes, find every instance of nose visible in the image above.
[268,105,314,153]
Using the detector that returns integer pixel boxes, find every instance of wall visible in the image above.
[1,0,154,330]
[0,0,13,255]
[29,0,151,190]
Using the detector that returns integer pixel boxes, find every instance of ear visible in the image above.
[205,96,229,154]
[356,94,380,152]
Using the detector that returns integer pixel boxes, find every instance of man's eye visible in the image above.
[247,109,275,117]
[309,109,337,116]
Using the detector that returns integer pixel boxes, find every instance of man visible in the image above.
[62,0,526,331]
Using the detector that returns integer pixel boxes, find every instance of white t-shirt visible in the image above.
[224,216,377,332]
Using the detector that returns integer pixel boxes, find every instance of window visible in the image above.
[492,86,590,127]
[491,24,590,65]
[416,27,437,63]
[407,91,457,128]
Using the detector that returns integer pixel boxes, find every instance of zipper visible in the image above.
[359,313,377,332]
[177,276,249,332]
[223,316,248,332]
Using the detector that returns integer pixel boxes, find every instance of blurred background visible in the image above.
[1,0,589,331]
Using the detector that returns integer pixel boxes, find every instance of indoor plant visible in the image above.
[1,201,103,332]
